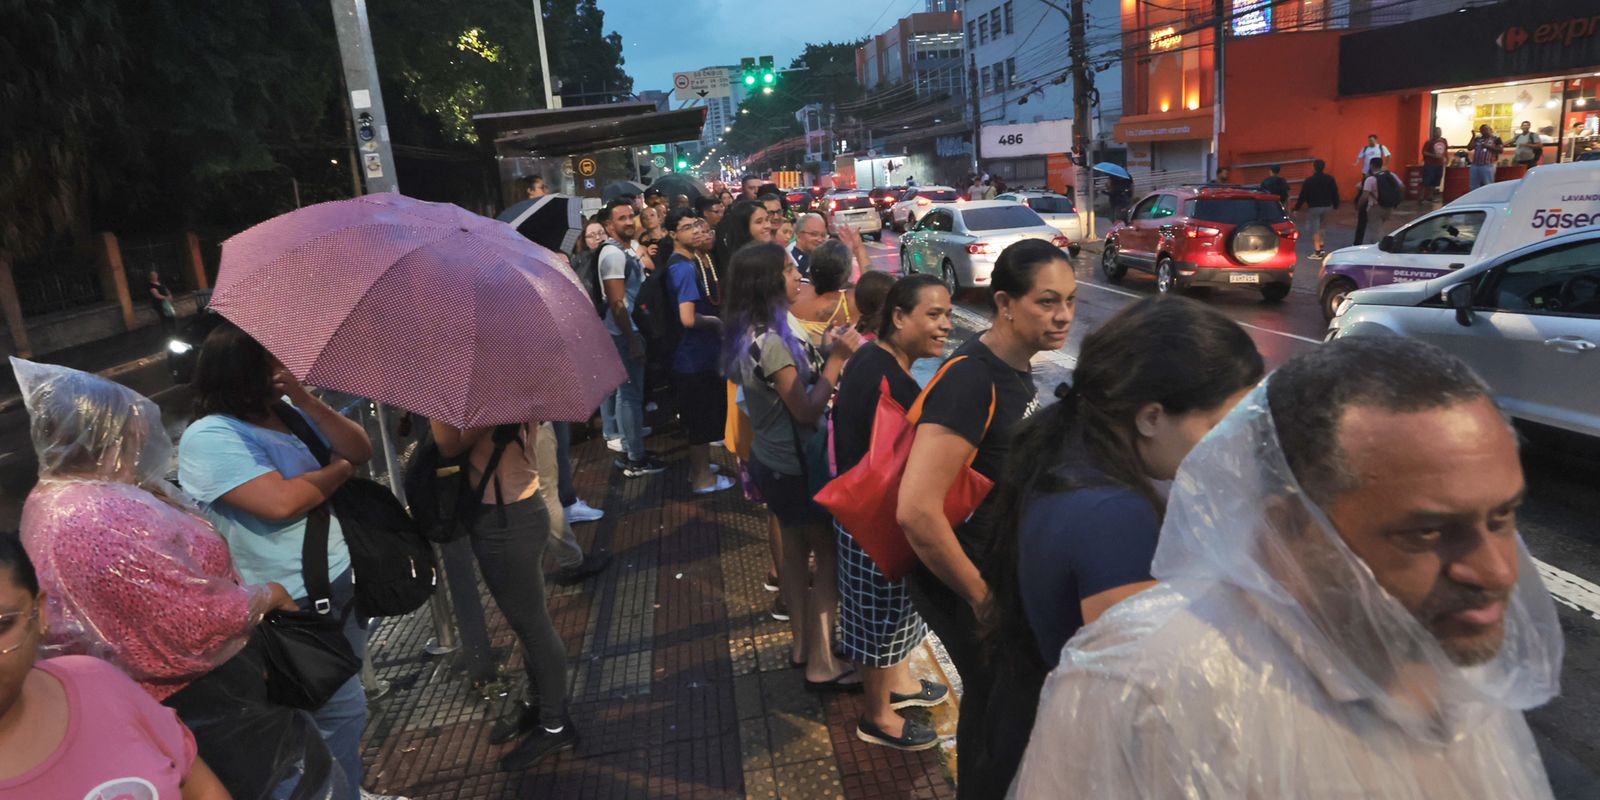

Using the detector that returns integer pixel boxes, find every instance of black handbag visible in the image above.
[256,499,360,709]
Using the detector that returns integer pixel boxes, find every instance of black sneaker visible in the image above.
[499,718,579,771]
[770,596,790,622]
[622,457,666,478]
[487,700,541,745]
[550,552,612,586]
[855,716,938,751]
[889,679,950,709]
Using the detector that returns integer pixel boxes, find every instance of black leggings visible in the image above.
[471,497,568,726]
[908,567,1003,800]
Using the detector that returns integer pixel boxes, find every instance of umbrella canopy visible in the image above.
[497,193,585,255]
[602,180,646,204]
[211,192,625,427]
[1092,162,1132,180]
[648,173,705,202]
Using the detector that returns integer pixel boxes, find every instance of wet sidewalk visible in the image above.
[357,428,959,799]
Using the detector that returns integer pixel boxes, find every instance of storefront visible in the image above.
[1341,0,1600,165]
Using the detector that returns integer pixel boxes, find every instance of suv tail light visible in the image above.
[1274,222,1300,240]
[828,199,838,212]
[916,197,931,206]
[966,242,992,255]
[1183,225,1221,240]
[1051,235,1072,248]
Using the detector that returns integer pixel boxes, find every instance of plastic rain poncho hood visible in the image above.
[1011,382,1562,799]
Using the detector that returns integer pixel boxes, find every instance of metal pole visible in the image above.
[1069,0,1094,234]
[531,0,556,109]
[1212,0,1226,181]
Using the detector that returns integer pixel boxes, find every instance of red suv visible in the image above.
[1102,186,1299,302]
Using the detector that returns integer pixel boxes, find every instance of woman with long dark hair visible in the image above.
[895,239,1076,799]
[722,242,862,688]
[790,240,858,346]
[977,296,1264,796]
[832,275,954,751]
[176,322,379,799]
[713,201,770,279]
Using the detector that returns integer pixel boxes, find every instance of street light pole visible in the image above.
[531,0,557,109]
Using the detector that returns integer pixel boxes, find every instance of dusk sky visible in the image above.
[600,0,923,97]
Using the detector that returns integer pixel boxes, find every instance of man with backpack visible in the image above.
[1355,157,1403,246]
[596,200,665,477]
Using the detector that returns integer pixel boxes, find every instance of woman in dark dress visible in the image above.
[831,275,953,751]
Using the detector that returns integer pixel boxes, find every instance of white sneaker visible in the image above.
[362,790,411,800]
[692,474,736,495]
[605,437,624,453]
[645,401,659,413]
[564,499,604,523]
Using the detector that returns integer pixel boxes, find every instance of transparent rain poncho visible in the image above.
[13,358,337,799]
[1011,383,1563,799]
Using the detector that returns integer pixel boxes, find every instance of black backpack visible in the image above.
[633,260,685,359]
[571,246,610,317]
[402,423,524,544]
[1375,171,1403,209]
[272,404,437,619]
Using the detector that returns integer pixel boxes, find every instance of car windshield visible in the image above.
[1029,196,1076,214]
[963,206,1046,231]
[834,195,875,210]
[922,190,959,202]
[1188,198,1288,224]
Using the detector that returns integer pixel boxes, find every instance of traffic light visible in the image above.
[740,56,776,89]
[677,158,689,170]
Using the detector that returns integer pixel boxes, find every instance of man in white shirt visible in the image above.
[1355,133,1391,172]
[597,200,664,477]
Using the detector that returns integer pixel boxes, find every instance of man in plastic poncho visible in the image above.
[1012,336,1563,799]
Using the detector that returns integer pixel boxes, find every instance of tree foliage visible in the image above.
[1,0,630,260]
[723,41,864,159]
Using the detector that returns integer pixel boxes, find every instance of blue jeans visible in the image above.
[609,333,647,461]
[553,421,577,507]
[297,570,367,800]
[1470,164,1495,190]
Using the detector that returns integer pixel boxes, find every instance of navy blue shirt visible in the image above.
[664,253,720,374]
[1016,484,1160,668]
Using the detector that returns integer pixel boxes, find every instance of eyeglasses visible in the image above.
[0,604,40,655]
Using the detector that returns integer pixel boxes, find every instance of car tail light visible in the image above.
[966,242,992,255]
[1051,235,1072,248]
[917,197,931,206]
[1183,225,1221,240]
[1274,222,1300,240]
[828,200,838,212]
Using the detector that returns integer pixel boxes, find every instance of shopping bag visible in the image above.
[814,358,995,581]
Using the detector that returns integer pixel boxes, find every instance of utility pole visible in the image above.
[968,53,982,175]
[330,0,497,686]
[531,0,558,109]
[1068,0,1096,241]
[1212,0,1226,181]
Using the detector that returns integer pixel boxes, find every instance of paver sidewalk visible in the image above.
[358,427,959,799]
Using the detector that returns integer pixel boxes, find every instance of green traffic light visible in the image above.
[762,71,775,85]
[743,74,755,86]
[677,160,688,169]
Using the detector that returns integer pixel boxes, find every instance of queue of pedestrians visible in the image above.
[0,172,1565,800]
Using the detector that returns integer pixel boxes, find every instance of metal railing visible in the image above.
[11,240,104,318]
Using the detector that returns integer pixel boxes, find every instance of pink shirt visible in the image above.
[22,481,258,699]
[0,656,196,800]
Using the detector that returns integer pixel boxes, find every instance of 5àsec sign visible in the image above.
[981,120,1074,158]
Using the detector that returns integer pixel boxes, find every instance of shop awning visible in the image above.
[474,104,707,158]
[1114,108,1215,143]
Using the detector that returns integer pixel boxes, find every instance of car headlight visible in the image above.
[167,339,194,355]
[1333,297,1354,319]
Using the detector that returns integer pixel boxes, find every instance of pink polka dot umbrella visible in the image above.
[210,192,626,427]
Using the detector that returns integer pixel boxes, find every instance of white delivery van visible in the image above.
[1317,161,1600,319]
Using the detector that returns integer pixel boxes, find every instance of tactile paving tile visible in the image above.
[743,767,780,799]
[766,710,836,766]
[773,757,847,800]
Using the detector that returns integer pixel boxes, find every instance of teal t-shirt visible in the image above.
[178,409,352,601]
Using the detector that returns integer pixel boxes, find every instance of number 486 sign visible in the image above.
[983,120,1072,158]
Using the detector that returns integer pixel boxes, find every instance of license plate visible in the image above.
[1229,273,1260,284]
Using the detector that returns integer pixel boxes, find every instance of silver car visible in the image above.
[1327,227,1600,440]
[898,201,1072,293]
[889,186,961,232]
[994,191,1083,255]
[825,191,884,241]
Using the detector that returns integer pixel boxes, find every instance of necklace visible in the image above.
[695,253,721,306]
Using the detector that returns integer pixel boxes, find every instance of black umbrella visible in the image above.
[496,194,585,254]
[602,180,646,204]
[648,173,706,202]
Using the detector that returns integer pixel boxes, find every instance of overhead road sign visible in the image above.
[673,69,731,101]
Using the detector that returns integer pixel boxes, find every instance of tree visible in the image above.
[723,41,863,159]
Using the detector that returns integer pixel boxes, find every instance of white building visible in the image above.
[963,0,1122,191]
[698,65,749,148]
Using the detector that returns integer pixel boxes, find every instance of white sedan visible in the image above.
[888,186,961,232]
[994,190,1083,255]
[898,201,1073,292]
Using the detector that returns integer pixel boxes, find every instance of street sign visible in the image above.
[576,157,597,178]
[981,120,1074,158]
[673,69,731,101]
[652,155,666,168]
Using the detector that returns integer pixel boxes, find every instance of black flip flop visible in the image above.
[804,669,863,693]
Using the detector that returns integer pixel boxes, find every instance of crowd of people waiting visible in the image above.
[0,168,1564,800]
